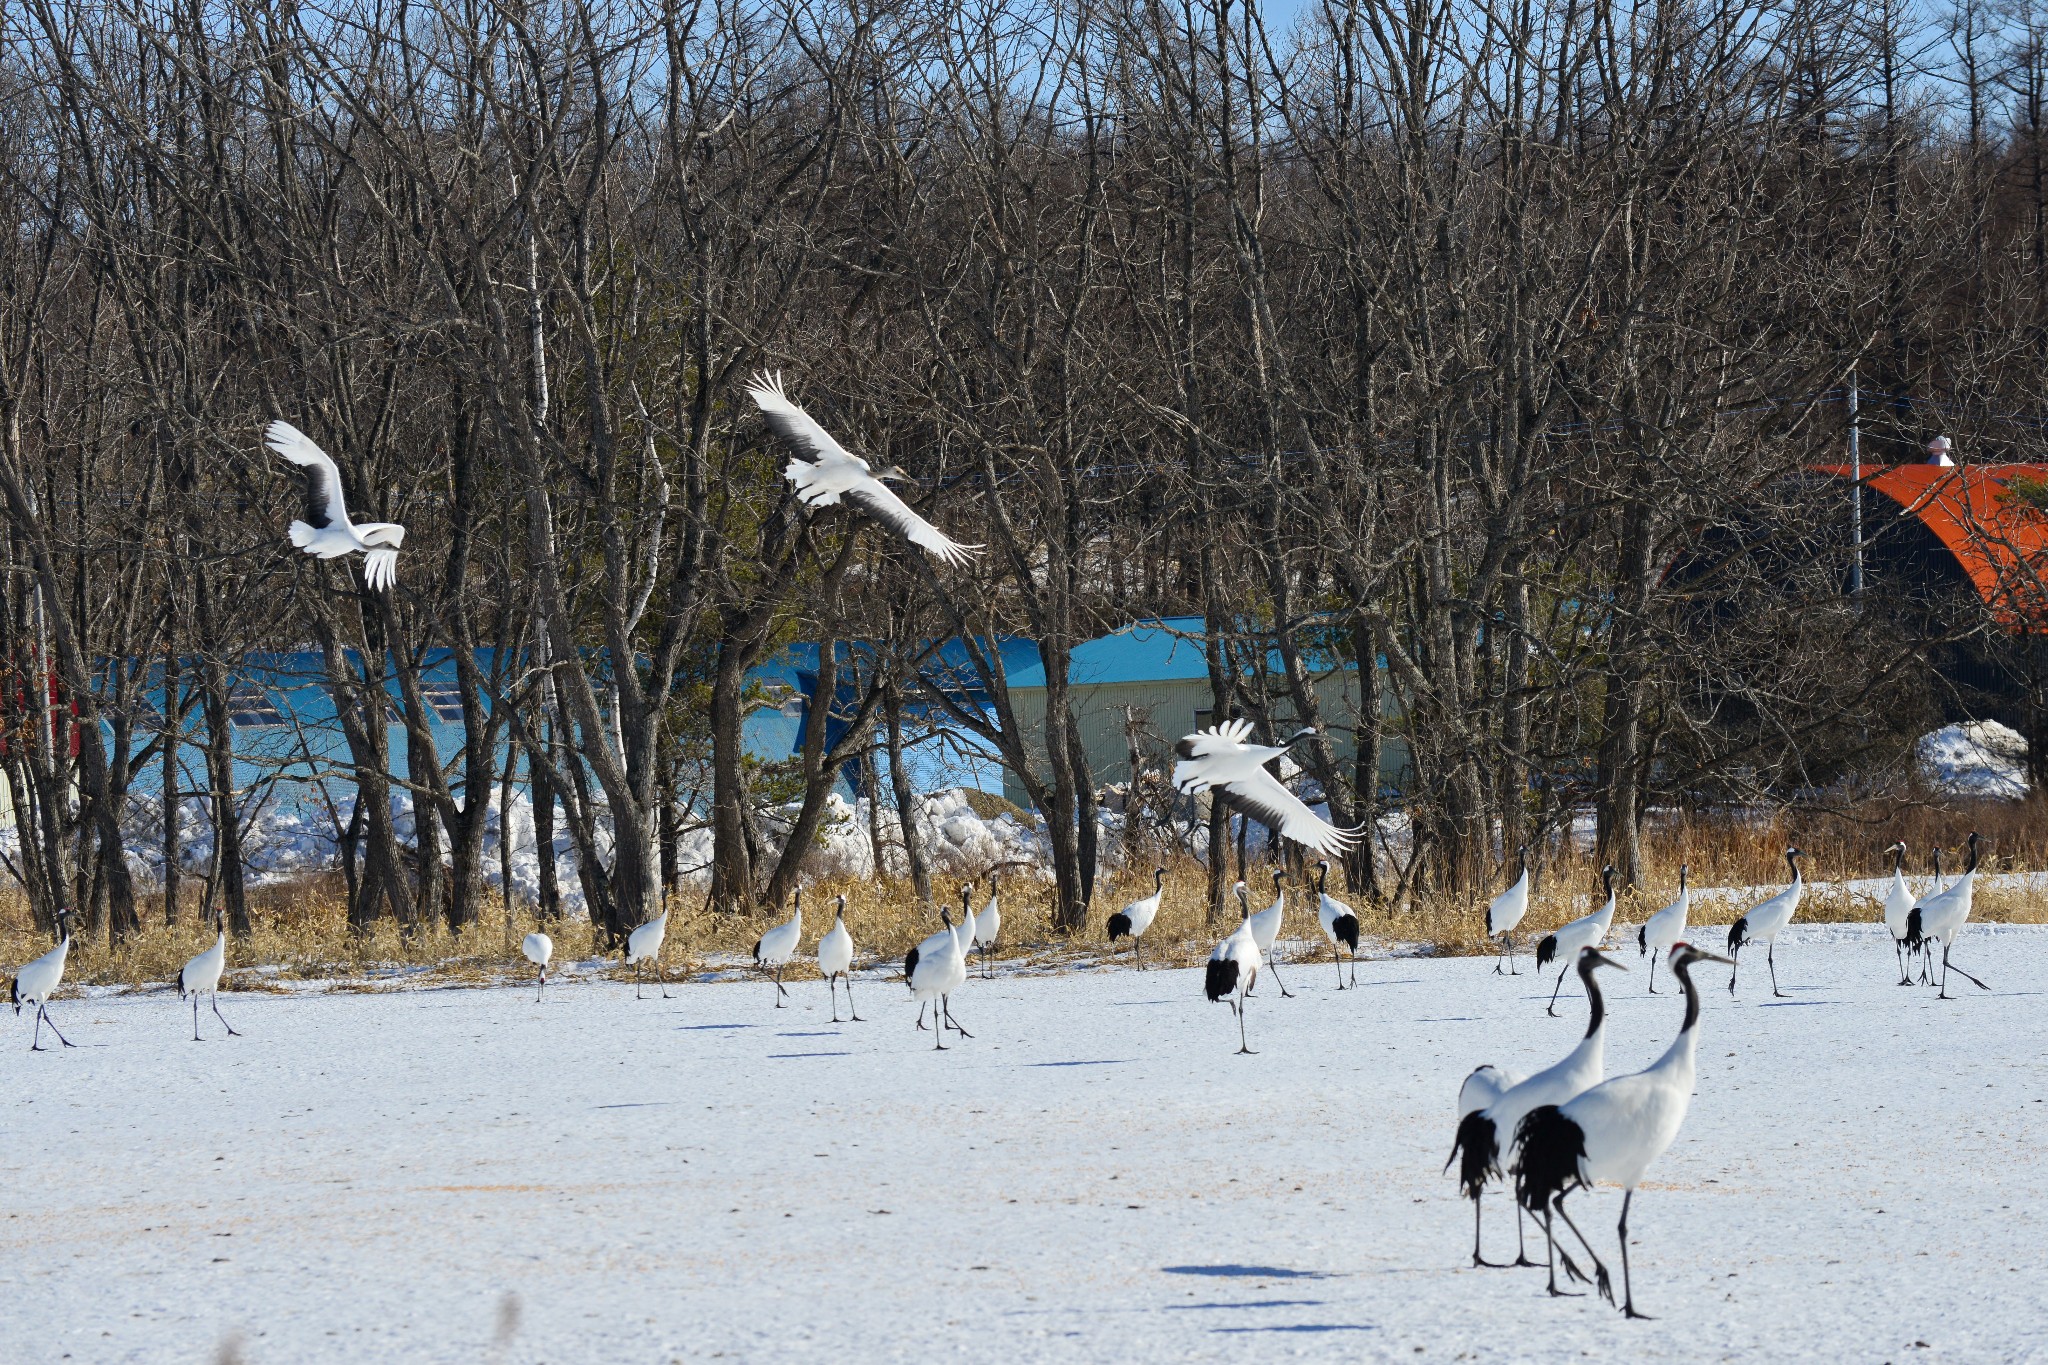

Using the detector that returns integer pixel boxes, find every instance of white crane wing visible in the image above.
[840,479,982,567]
[265,420,349,530]
[1213,765,1361,858]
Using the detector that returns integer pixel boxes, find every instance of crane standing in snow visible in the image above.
[1205,883,1264,1054]
[1727,848,1804,998]
[1106,867,1166,969]
[971,874,1001,979]
[1635,866,1689,993]
[1880,842,1917,986]
[1486,846,1531,974]
[1314,861,1362,989]
[522,932,554,1002]
[625,910,672,999]
[174,906,242,1041]
[1536,867,1618,1016]
[9,909,77,1051]
[1244,868,1294,998]
[905,889,973,1049]
[1512,942,1735,1319]
[752,889,804,1008]
[817,896,861,1022]
[1907,830,1991,1000]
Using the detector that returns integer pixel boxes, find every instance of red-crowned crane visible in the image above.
[747,373,982,567]
[265,421,406,590]
[174,906,241,1041]
[1635,866,1689,994]
[625,910,671,999]
[817,895,861,1022]
[1880,842,1915,986]
[1486,846,1531,974]
[1171,719,1361,859]
[521,931,554,1002]
[1107,867,1166,969]
[1313,861,1361,989]
[1536,868,1617,1016]
[906,889,973,1048]
[1205,883,1263,1055]
[1245,868,1294,998]
[1728,848,1804,997]
[971,874,1001,978]
[9,909,76,1052]
[752,889,804,1008]
[1511,941,1734,1319]
[1907,831,1991,1000]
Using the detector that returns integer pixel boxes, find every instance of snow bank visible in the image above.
[1917,719,2028,797]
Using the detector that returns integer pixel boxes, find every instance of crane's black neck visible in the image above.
[1153,867,1165,891]
[1964,832,1980,875]
[1315,863,1329,895]
[1671,957,1704,1033]
[1576,956,1607,1039]
[1890,845,1905,876]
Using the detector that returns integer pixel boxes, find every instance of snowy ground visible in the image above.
[5,924,2046,1364]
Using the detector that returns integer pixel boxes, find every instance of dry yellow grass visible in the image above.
[5,796,2044,990]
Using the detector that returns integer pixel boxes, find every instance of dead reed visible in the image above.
[5,792,2044,991]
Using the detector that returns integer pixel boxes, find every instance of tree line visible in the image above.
[2,0,2043,947]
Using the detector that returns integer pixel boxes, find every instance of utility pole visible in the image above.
[1848,367,1864,597]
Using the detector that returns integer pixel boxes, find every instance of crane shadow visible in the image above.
[1211,1324,1376,1334]
[1027,1059,1133,1068]
[1164,1299,1326,1312]
[767,1051,853,1059]
[1162,1265,1332,1280]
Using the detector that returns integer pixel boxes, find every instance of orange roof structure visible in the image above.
[1815,463,2048,631]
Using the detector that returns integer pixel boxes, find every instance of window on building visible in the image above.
[227,683,285,728]
[420,681,466,724]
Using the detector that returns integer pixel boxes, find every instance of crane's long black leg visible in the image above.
[659,959,672,1000]
[1551,1194,1614,1306]
[1546,963,1570,1016]
[1647,949,1660,994]
[1767,942,1785,998]
[1540,1207,1581,1297]
[1508,933,1518,975]
[1513,1198,1538,1268]
[1894,940,1911,986]
[1470,1196,1508,1268]
[1728,947,1739,995]
[635,960,644,1000]
[1236,993,1256,1055]
[827,975,841,1023]
[29,1006,42,1051]
[934,1000,947,1050]
[774,963,788,1006]
[1493,936,1506,975]
[192,993,202,1042]
[213,992,241,1038]
[39,1003,74,1049]
[1618,1189,1652,1319]
[1335,947,1346,989]
[915,1001,929,1031]
[846,974,863,1022]
[1268,952,1294,999]
[944,998,972,1038]
[1941,945,1989,993]
[1348,952,1357,988]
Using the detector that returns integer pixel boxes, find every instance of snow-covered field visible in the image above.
[5,924,2046,1363]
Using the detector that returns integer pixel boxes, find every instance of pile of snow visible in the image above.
[8,782,1054,919]
[1917,720,2028,797]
